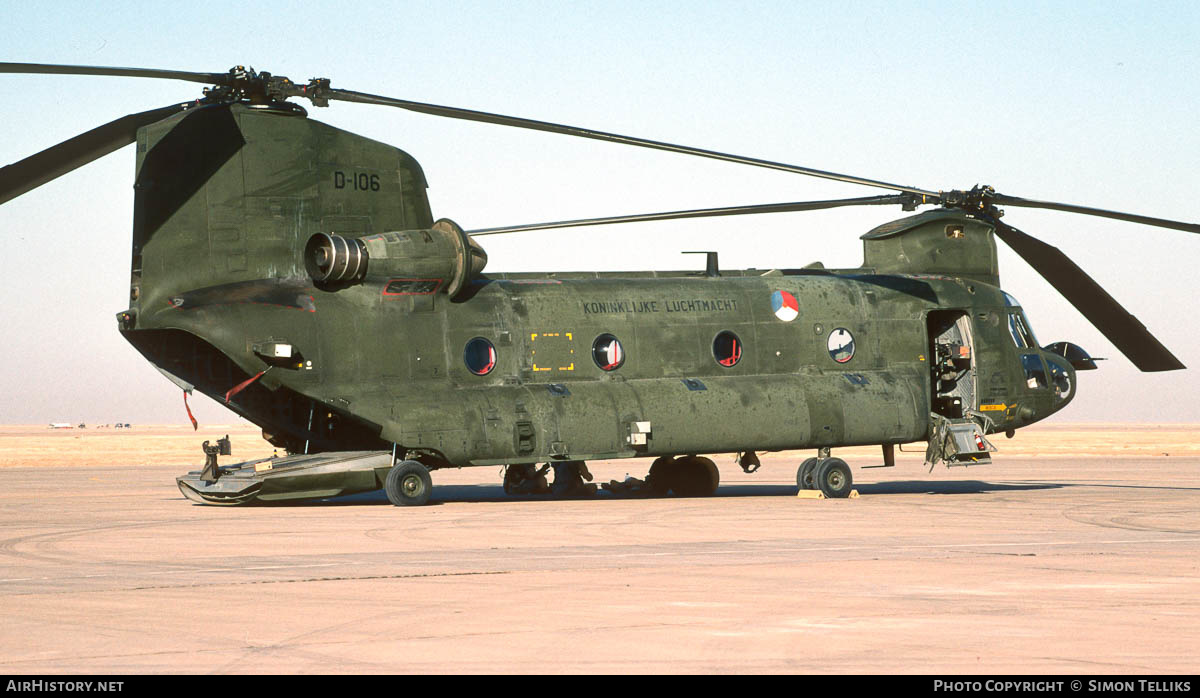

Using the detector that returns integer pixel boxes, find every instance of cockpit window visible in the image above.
[1008,311,1038,349]
[1003,293,1040,350]
[1021,354,1048,389]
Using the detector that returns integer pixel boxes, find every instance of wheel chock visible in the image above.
[796,489,860,499]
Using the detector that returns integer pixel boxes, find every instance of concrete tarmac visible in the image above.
[1,449,1198,674]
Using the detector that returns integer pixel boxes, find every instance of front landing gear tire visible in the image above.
[385,460,433,506]
[796,457,819,489]
[814,458,852,499]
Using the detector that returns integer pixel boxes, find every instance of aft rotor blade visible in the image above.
[326,88,939,198]
[468,195,909,236]
[991,219,1185,372]
[0,103,189,205]
[0,62,230,86]
[991,193,1200,234]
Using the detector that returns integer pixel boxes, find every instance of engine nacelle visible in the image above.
[305,232,368,282]
[303,218,487,298]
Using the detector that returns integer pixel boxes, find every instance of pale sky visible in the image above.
[1,1,1197,425]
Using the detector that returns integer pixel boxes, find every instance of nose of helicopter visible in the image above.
[1015,348,1081,425]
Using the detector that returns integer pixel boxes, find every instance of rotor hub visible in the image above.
[938,185,1003,218]
[196,66,326,112]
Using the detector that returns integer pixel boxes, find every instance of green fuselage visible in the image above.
[118,103,1075,467]
[128,264,1072,466]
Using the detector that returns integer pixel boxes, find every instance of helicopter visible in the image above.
[1,62,1194,506]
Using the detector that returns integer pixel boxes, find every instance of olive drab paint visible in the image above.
[119,105,1077,470]
[2,62,1189,505]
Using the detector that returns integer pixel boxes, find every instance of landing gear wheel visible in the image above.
[796,457,819,489]
[385,460,433,506]
[646,456,677,496]
[672,456,720,497]
[814,458,852,499]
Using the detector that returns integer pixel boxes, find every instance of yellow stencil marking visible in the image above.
[531,330,575,372]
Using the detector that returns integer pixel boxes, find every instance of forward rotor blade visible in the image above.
[326,88,938,198]
[0,62,230,86]
[991,193,1199,234]
[0,103,189,205]
[468,195,909,236]
[990,219,1184,372]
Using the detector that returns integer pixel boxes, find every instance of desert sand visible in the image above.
[0,423,1197,674]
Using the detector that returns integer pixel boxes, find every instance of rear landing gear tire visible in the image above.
[646,456,677,496]
[814,458,852,499]
[385,460,433,506]
[797,457,819,489]
[672,456,720,497]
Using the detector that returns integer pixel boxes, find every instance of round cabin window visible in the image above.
[827,328,855,363]
[713,331,742,367]
[463,337,497,376]
[592,334,625,371]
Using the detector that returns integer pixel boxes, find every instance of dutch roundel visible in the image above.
[771,290,799,322]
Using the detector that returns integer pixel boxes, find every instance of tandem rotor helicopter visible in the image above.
[2,62,1195,506]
